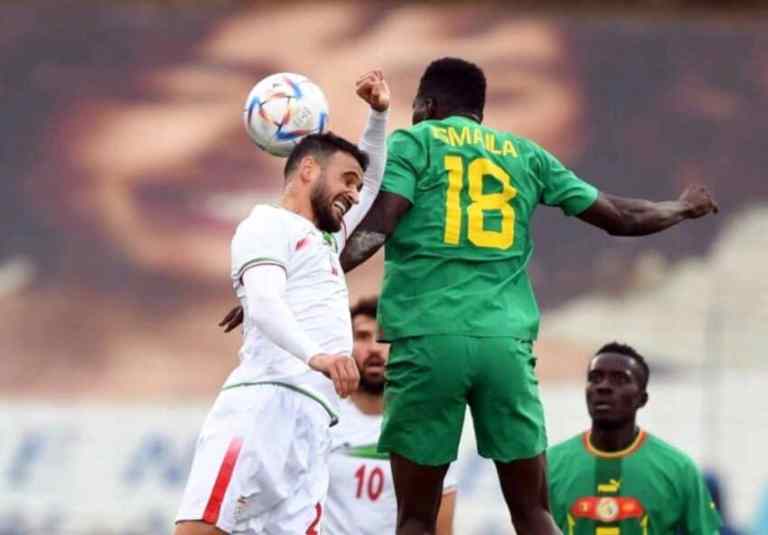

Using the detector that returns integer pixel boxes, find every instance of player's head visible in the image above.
[284,132,369,233]
[350,296,389,395]
[412,57,486,125]
[586,342,650,429]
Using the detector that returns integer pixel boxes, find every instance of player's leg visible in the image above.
[495,455,561,535]
[175,383,333,535]
[390,453,449,534]
[469,337,560,534]
[378,335,469,535]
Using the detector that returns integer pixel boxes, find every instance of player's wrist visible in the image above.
[678,198,695,219]
[369,106,389,116]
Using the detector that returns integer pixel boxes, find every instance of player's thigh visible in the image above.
[494,453,550,509]
[468,337,547,462]
[258,500,324,535]
[379,335,470,466]
[390,452,449,524]
[177,386,331,534]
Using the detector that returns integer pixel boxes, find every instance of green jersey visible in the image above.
[547,430,722,535]
[379,115,597,341]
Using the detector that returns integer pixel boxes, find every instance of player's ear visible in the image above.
[298,155,319,184]
[638,391,648,409]
[425,97,437,119]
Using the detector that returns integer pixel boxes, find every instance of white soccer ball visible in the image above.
[243,72,330,157]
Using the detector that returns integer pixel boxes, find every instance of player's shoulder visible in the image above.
[642,432,701,471]
[236,204,308,236]
[547,432,588,463]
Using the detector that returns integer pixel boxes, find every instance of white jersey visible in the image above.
[225,204,349,410]
[325,399,459,535]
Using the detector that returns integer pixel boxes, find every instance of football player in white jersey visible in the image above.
[325,296,458,535]
[174,71,390,535]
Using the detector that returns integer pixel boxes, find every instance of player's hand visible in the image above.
[218,305,244,333]
[679,184,719,218]
[308,354,360,398]
[355,70,390,112]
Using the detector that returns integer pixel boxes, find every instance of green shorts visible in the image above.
[378,335,547,466]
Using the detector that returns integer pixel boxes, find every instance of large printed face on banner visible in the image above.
[1,3,766,399]
[39,6,584,287]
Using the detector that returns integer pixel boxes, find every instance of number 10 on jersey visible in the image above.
[443,155,518,250]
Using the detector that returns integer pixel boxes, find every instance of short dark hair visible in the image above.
[595,342,650,389]
[417,57,486,115]
[350,295,378,320]
[284,132,369,178]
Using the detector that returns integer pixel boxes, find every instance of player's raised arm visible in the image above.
[533,141,719,236]
[578,185,719,236]
[340,191,411,272]
[340,126,424,272]
[335,70,389,251]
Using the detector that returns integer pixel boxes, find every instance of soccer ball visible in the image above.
[243,72,329,157]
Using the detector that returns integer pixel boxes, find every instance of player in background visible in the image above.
[325,296,457,535]
[174,71,389,535]
[338,58,719,535]
[547,342,722,534]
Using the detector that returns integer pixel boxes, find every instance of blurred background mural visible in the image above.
[1,1,766,533]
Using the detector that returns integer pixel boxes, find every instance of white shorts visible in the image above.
[176,382,334,534]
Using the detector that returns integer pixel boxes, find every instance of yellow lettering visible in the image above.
[448,127,470,147]
[485,134,502,155]
[432,127,449,144]
[503,140,518,157]
[473,128,484,146]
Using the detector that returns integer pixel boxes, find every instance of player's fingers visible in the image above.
[343,360,359,395]
[355,71,376,86]
[337,360,357,397]
[337,361,354,397]
[329,366,345,397]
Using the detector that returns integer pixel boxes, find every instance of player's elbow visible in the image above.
[247,293,284,328]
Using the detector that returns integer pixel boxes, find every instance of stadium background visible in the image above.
[1,1,766,533]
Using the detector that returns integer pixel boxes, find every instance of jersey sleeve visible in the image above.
[534,143,598,216]
[380,128,427,204]
[231,209,293,283]
[681,464,722,534]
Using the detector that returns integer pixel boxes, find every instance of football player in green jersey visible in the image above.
[547,342,722,534]
[337,58,719,535]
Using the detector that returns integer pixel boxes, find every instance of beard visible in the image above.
[358,373,385,395]
[310,173,341,233]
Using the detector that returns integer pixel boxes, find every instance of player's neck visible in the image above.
[350,390,384,415]
[281,190,317,227]
[589,420,639,453]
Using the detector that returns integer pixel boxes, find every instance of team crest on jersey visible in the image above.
[570,496,645,521]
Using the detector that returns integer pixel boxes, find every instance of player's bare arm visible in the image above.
[339,191,412,273]
[578,184,719,236]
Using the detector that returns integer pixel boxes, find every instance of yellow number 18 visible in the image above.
[443,155,518,250]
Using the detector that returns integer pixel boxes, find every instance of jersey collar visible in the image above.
[582,429,647,459]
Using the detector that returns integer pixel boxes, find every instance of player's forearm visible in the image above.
[339,228,387,272]
[243,268,321,363]
[357,108,388,190]
[602,196,691,236]
[337,109,389,249]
